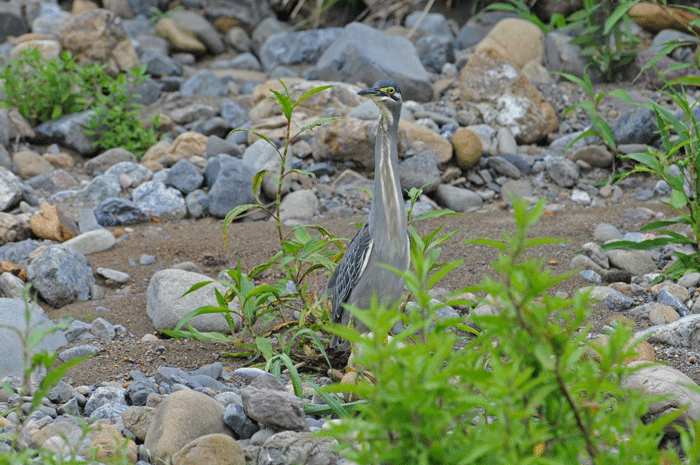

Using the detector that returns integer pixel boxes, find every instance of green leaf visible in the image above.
[670,189,688,209]
[296,116,343,135]
[603,1,638,35]
[293,84,334,108]
[256,336,274,362]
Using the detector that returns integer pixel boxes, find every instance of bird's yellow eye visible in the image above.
[385,87,395,95]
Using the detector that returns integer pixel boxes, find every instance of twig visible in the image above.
[407,0,436,40]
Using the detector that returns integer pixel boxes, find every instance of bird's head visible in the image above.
[357,79,402,120]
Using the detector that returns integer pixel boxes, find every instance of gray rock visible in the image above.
[260,28,342,70]
[604,290,636,311]
[569,254,606,275]
[207,0,272,32]
[622,361,700,435]
[154,366,203,391]
[582,242,609,269]
[315,22,432,102]
[607,249,657,275]
[594,223,623,242]
[27,245,95,308]
[679,272,700,288]
[104,161,153,184]
[84,386,127,417]
[0,3,27,43]
[0,272,27,300]
[132,181,187,220]
[74,174,121,203]
[544,155,579,187]
[579,269,602,283]
[241,375,307,431]
[544,30,589,79]
[185,189,209,218]
[568,145,613,169]
[57,344,99,363]
[125,378,158,407]
[500,179,533,201]
[167,159,204,194]
[279,190,319,222]
[399,151,441,193]
[415,34,455,73]
[435,185,483,212]
[405,12,454,38]
[257,431,340,465]
[140,254,156,266]
[571,188,591,205]
[181,70,229,97]
[654,180,672,197]
[612,106,657,146]
[146,269,241,333]
[658,288,690,317]
[96,267,130,284]
[34,111,98,155]
[487,156,522,179]
[0,298,68,378]
[206,135,243,158]
[0,239,42,262]
[0,168,23,211]
[64,320,94,344]
[170,103,217,125]
[78,208,102,233]
[223,403,259,439]
[131,79,163,106]
[141,50,183,77]
[221,99,251,129]
[207,156,258,218]
[90,401,129,421]
[637,314,700,349]
[456,23,489,50]
[94,198,150,226]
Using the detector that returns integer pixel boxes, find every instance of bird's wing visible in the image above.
[327,223,373,323]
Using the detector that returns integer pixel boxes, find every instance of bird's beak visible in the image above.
[357,86,383,98]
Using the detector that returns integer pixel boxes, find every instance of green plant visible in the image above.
[482,0,567,34]
[0,49,99,122]
[323,198,690,464]
[600,70,700,280]
[83,65,160,157]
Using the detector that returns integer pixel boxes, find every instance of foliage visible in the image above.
[323,198,692,464]
[0,48,159,157]
[485,0,641,81]
[599,70,700,280]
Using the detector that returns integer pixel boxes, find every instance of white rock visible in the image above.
[279,189,319,221]
[63,229,116,255]
[0,272,26,300]
[570,188,591,205]
[146,269,241,333]
[635,314,700,348]
[95,267,130,284]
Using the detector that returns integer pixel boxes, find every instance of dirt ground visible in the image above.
[46,189,688,388]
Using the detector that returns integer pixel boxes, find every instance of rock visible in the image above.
[132,181,187,220]
[658,289,690,317]
[629,2,700,34]
[181,70,229,97]
[312,118,410,169]
[223,403,259,439]
[206,155,258,218]
[568,145,614,169]
[544,30,589,79]
[27,244,95,307]
[12,150,53,179]
[460,50,558,144]
[435,185,484,212]
[145,390,235,465]
[636,314,700,348]
[60,9,139,76]
[279,190,319,222]
[0,4,27,43]
[89,422,138,463]
[257,431,340,465]
[544,154,579,187]
[607,249,657,275]
[84,386,126,416]
[241,375,307,432]
[594,223,623,242]
[649,304,680,326]
[172,433,245,465]
[398,151,441,193]
[141,49,183,77]
[241,140,290,199]
[260,28,342,70]
[123,406,157,441]
[623,361,700,434]
[94,198,150,226]
[155,17,206,53]
[29,202,79,242]
[475,18,544,70]
[587,336,656,365]
[62,229,115,255]
[400,121,453,164]
[171,104,217,125]
[58,344,100,362]
[416,35,455,73]
[604,290,636,311]
[0,298,68,378]
[170,10,224,54]
[487,156,521,179]
[0,168,23,211]
[405,11,454,37]
[612,106,657,146]
[33,110,98,155]
[314,22,432,102]
[146,269,241,333]
[206,0,272,33]
[220,100,251,129]
[168,159,204,194]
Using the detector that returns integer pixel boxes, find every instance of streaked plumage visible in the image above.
[328,79,410,350]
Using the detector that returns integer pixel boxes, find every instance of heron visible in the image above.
[328,79,410,351]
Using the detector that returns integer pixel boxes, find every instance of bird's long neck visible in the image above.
[369,110,407,251]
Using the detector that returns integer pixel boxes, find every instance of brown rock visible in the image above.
[651,282,690,301]
[171,434,245,465]
[649,303,680,326]
[43,152,75,168]
[144,390,234,465]
[10,39,61,60]
[12,150,53,179]
[630,2,700,34]
[60,9,140,76]
[141,140,173,167]
[460,49,558,144]
[451,128,483,169]
[587,336,656,365]
[122,406,156,442]
[164,132,208,165]
[0,212,31,245]
[90,423,138,464]
[475,18,544,70]
[72,0,99,14]
[103,0,134,19]
[0,261,25,281]
[6,109,35,140]
[155,17,206,53]
[29,202,79,242]
[312,118,410,169]
[400,121,453,164]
